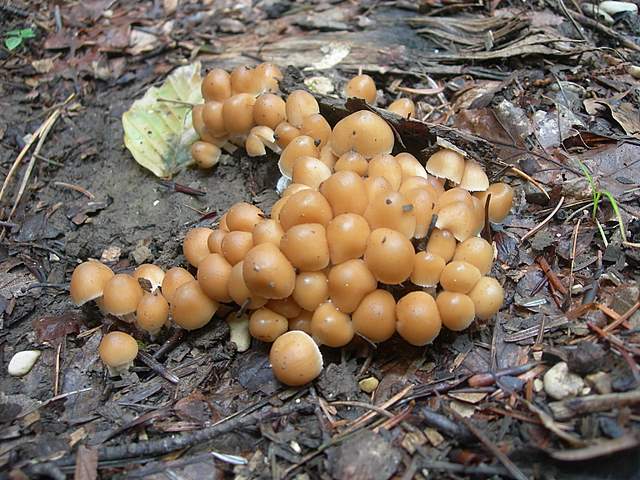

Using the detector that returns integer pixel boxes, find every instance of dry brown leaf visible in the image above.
[74,445,97,480]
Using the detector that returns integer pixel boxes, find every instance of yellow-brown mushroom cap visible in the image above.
[202,68,232,102]
[436,291,475,331]
[136,292,169,335]
[468,276,504,320]
[387,98,416,118]
[364,191,417,239]
[230,65,256,94]
[243,243,296,299]
[191,141,222,169]
[459,159,489,192]
[293,271,329,312]
[329,111,394,158]
[368,153,402,190]
[435,201,477,242]
[220,230,254,266]
[280,223,330,271]
[453,237,494,275]
[270,331,323,386]
[326,213,371,265]
[132,264,165,292]
[274,122,301,149]
[278,135,319,178]
[99,331,138,369]
[252,219,285,246]
[207,229,227,254]
[184,227,215,268]
[292,156,332,189]
[311,302,354,347]
[328,259,377,313]
[254,93,287,129]
[202,101,227,137]
[70,260,114,306]
[352,289,396,343]
[396,152,427,180]
[411,251,446,288]
[288,310,314,335]
[364,228,415,284]
[344,74,377,104]
[102,274,144,317]
[334,151,368,176]
[285,90,320,128]
[197,253,233,303]
[249,307,289,342]
[161,267,195,304]
[396,291,442,346]
[171,280,219,330]
[226,202,265,233]
[278,189,333,231]
[228,261,268,309]
[319,171,368,216]
[301,113,332,148]
[266,297,302,319]
[426,228,457,263]
[474,183,514,223]
[426,149,465,183]
[222,93,256,134]
[439,261,481,293]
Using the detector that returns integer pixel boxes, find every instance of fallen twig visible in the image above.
[549,390,640,421]
[521,196,565,242]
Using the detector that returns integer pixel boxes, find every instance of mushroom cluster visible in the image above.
[71,69,513,386]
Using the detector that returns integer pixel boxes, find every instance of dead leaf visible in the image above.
[31,58,55,74]
[128,29,158,56]
[74,445,97,480]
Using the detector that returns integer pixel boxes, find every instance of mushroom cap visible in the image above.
[207,229,227,254]
[435,187,474,212]
[435,201,477,242]
[368,153,402,190]
[387,98,415,118]
[326,213,371,265]
[364,228,415,284]
[252,219,285,246]
[396,291,442,346]
[228,261,268,309]
[132,264,165,292]
[293,271,329,312]
[202,101,227,137]
[274,122,301,149]
[453,237,494,275]
[319,144,338,170]
[219,212,230,232]
[191,141,222,169]
[184,227,215,268]
[426,228,457,263]
[399,176,431,196]
[329,111,394,158]
[230,65,256,94]
[436,291,475,331]
[396,152,427,180]
[352,289,397,343]
[222,93,256,134]
[242,243,296,299]
[136,293,169,335]
[171,280,219,330]
[328,259,377,313]
[468,276,504,320]
[439,261,481,293]
[288,310,313,335]
[197,253,233,302]
[280,223,330,271]
[411,251,446,287]
[102,274,144,317]
[311,302,355,347]
[364,176,393,203]
[334,151,368,176]
[254,93,287,129]
[270,331,323,386]
[249,307,288,342]
[278,135,319,178]
[301,113,332,149]
[202,68,232,102]
[426,149,465,183]
[266,297,302,319]
[404,188,435,239]
[282,183,311,198]
[285,90,320,128]
[70,260,114,306]
[245,134,266,157]
[99,331,138,369]
[270,197,288,223]
[459,159,489,192]
[364,191,417,239]
[254,62,283,92]
[474,183,514,223]
[226,202,264,233]
[291,156,332,189]
[162,267,195,304]
[344,74,377,104]
[319,171,368,216]
[278,190,333,231]
[220,230,254,266]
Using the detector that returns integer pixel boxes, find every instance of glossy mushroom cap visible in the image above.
[364,191,416,239]
[426,228,457,262]
[319,171,368,216]
[405,188,435,239]
[344,74,377,103]
[286,90,320,128]
[270,197,288,223]
[426,149,465,184]
[387,98,415,118]
[439,261,481,293]
[292,156,332,189]
[202,101,227,137]
[453,237,493,275]
[474,183,514,223]
[171,280,219,330]
[311,302,354,347]
[411,251,446,287]
[252,219,285,246]
[191,141,221,169]
[220,230,253,266]
[364,176,393,203]
[243,243,296,299]
[435,187,474,212]
[254,62,283,92]
[228,261,267,309]
[278,190,333,231]
[136,292,169,335]
[133,264,165,292]
[364,228,415,284]
[334,151,368,176]
[184,227,215,267]
[280,223,330,271]
[207,229,227,254]
[293,271,329,311]
[230,65,255,94]
[226,202,264,233]
[330,111,394,158]
[435,201,476,242]
[396,152,427,180]
[459,159,489,192]
[399,176,431,196]
[468,276,504,320]
[249,307,288,342]
[319,144,338,170]
[99,331,138,370]
[70,261,114,306]
[254,93,287,129]
[162,267,195,304]
[266,297,302,319]
[326,213,370,265]
[245,134,266,157]
[202,68,232,102]
[328,259,377,313]
[368,153,402,190]
[282,183,311,198]
[197,253,233,302]
[436,291,475,331]
[288,310,313,335]
[102,274,144,318]
[278,135,319,178]
[396,291,442,346]
[352,289,396,343]
[301,113,332,148]
[270,331,323,386]
[222,93,256,134]
[274,122,301,149]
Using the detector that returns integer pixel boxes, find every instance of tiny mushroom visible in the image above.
[396,291,442,346]
[171,280,219,330]
[425,149,465,184]
[132,264,165,292]
[344,74,377,103]
[184,227,215,268]
[102,274,144,322]
[249,307,289,342]
[436,291,476,331]
[99,331,139,376]
[70,260,114,306]
[270,331,323,386]
[136,292,169,336]
[329,111,394,158]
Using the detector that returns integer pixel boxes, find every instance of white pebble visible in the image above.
[8,350,41,377]
[226,312,251,352]
[599,1,638,15]
[543,362,584,400]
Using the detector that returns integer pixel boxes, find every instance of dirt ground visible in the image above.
[1,0,640,479]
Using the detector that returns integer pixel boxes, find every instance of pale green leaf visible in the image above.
[122,62,204,177]
[5,36,22,51]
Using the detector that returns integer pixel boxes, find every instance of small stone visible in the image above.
[423,427,444,447]
[629,66,640,80]
[359,376,379,393]
[586,371,612,394]
[100,245,121,263]
[226,313,250,352]
[218,18,246,34]
[8,350,41,377]
[304,76,334,95]
[599,1,638,15]
[533,378,544,392]
[543,362,585,400]
[131,243,152,265]
[581,3,614,24]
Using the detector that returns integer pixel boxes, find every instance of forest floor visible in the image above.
[1,0,640,479]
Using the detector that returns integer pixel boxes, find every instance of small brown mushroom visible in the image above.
[459,159,489,192]
[311,302,354,347]
[249,307,288,342]
[404,187,435,239]
[266,297,302,319]
[228,261,268,309]
[364,228,415,285]
[288,310,313,335]
[291,156,332,189]
[222,93,256,134]
[230,65,256,94]
[364,191,417,239]
[352,289,396,343]
[254,62,283,93]
[102,274,144,322]
[396,152,427,180]
[326,213,371,265]
[171,280,219,330]
[435,201,477,241]
[318,144,338,170]
[202,101,227,137]
[278,135,319,178]
[474,183,514,223]
[301,113,332,148]
[368,153,402,190]
[425,149,465,184]
[319,171,368,216]
[252,219,285,246]
[426,228,457,263]
[226,202,264,233]
[293,271,329,312]
[254,93,287,129]
[344,74,377,103]
[387,98,415,118]
[364,176,393,203]
[136,292,169,335]
[220,230,254,266]
[99,331,138,375]
[286,90,320,128]
[162,267,195,304]
[439,261,481,293]
[396,291,442,346]
[207,229,227,254]
[191,141,222,169]
[329,111,394,158]
[197,253,233,302]
[70,260,114,306]
[280,223,330,271]
[184,227,215,267]
[202,68,232,102]
[411,251,446,288]
[468,276,504,320]
[132,264,165,292]
[243,243,296,299]
[274,122,301,149]
[436,291,475,331]
[328,259,377,313]
[453,237,494,275]
[270,330,323,386]
[334,151,368,176]
[278,190,333,231]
